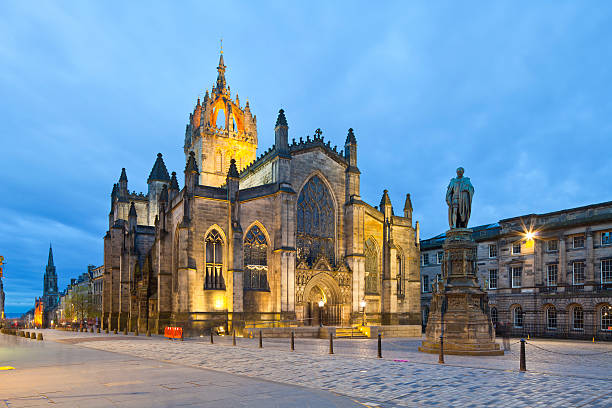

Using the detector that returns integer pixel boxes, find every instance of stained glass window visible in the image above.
[244,225,269,290]
[296,176,335,265]
[365,238,378,294]
[204,230,225,290]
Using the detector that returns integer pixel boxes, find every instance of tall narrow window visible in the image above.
[422,275,430,293]
[244,225,269,291]
[421,253,429,266]
[513,306,523,328]
[602,259,612,283]
[511,267,522,288]
[573,261,585,285]
[396,255,404,296]
[296,176,335,265]
[489,244,497,258]
[601,305,612,331]
[546,307,557,330]
[572,306,584,330]
[490,307,498,325]
[489,269,498,289]
[365,238,378,294]
[204,230,224,290]
[547,264,558,287]
[436,251,444,264]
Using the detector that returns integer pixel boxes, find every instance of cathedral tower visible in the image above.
[184,49,258,187]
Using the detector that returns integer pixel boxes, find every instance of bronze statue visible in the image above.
[446,167,474,229]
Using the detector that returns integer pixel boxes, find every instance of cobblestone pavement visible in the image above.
[37,329,612,407]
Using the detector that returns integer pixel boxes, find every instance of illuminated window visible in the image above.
[489,244,497,258]
[602,259,612,283]
[244,225,269,291]
[603,232,612,246]
[490,307,498,325]
[546,307,557,330]
[296,176,334,265]
[573,235,585,249]
[512,242,521,255]
[547,264,558,287]
[601,305,612,331]
[547,240,558,251]
[365,238,378,294]
[489,269,498,289]
[573,262,585,285]
[511,267,522,288]
[204,230,224,290]
[572,306,584,331]
[513,306,523,328]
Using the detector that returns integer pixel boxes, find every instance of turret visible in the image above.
[344,128,360,201]
[184,151,199,195]
[403,193,413,223]
[118,168,128,199]
[169,171,179,201]
[344,127,357,167]
[274,109,289,155]
[380,189,393,220]
[226,159,239,201]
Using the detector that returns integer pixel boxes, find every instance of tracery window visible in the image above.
[244,225,269,291]
[296,176,335,265]
[204,230,225,290]
[365,238,378,294]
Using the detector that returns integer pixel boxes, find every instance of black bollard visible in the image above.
[438,334,445,364]
[210,330,214,344]
[259,330,263,348]
[329,332,334,355]
[520,338,526,372]
[377,332,382,358]
[291,331,295,351]
[233,329,236,346]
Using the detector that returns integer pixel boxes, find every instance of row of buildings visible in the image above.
[420,201,612,339]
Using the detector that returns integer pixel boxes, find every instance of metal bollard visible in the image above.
[329,333,334,355]
[438,334,445,364]
[37,333,43,341]
[233,329,236,346]
[210,330,214,344]
[377,333,382,358]
[520,338,526,372]
[259,330,263,348]
[291,331,295,351]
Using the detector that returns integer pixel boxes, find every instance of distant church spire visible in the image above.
[47,244,54,267]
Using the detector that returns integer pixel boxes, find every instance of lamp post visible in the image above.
[318,300,324,327]
[360,300,366,326]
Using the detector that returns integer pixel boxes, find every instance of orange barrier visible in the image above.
[164,326,183,340]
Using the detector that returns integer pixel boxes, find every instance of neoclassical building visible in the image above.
[102,51,421,335]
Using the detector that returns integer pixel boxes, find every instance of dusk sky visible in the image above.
[1,2,611,313]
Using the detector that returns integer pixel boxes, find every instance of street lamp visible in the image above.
[360,300,367,326]
[318,299,325,327]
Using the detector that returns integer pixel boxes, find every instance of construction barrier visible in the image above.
[164,326,183,340]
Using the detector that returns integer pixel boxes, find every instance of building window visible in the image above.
[243,225,269,291]
[546,264,558,287]
[490,307,498,325]
[512,242,521,255]
[573,261,585,285]
[573,235,585,249]
[602,259,612,283]
[546,307,557,330]
[489,269,498,289]
[204,230,225,290]
[296,175,335,265]
[601,305,612,331]
[489,244,497,258]
[396,255,404,296]
[436,251,444,264]
[547,240,558,251]
[365,238,378,294]
[572,306,584,331]
[513,306,523,328]
[422,306,429,327]
[422,275,430,293]
[421,253,429,266]
[511,267,522,288]
[603,232,612,246]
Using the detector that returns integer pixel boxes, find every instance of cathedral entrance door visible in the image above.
[303,272,343,326]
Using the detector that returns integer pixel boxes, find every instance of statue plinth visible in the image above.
[419,228,503,356]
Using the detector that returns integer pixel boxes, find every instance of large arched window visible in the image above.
[296,175,335,265]
[546,306,557,330]
[513,306,523,328]
[204,230,225,290]
[572,305,584,331]
[244,225,269,291]
[365,238,378,294]
[600,305,612,332]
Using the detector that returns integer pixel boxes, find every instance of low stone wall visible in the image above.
[245,327,321,338]
[245,325,422,339]
[369,325,422,338]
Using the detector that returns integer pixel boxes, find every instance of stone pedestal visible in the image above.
[419,229,503,356]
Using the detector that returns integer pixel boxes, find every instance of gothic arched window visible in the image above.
[296,175,335,265]
[244,225,269,290]
[204,230,225,290]
[365,239,378,294]
[396,255,404,296]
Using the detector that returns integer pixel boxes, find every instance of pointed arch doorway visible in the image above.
[303,273,342,326]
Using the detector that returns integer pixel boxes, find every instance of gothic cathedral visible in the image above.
[102,51,421,335]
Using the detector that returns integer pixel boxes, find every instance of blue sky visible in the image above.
[1,1,611,313]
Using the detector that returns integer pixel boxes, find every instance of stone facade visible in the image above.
[420,201,612,339]
[102,51,421,336]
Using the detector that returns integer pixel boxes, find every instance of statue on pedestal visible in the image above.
[446,167,474,229]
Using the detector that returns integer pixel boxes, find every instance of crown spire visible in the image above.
[215,45,227,93]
